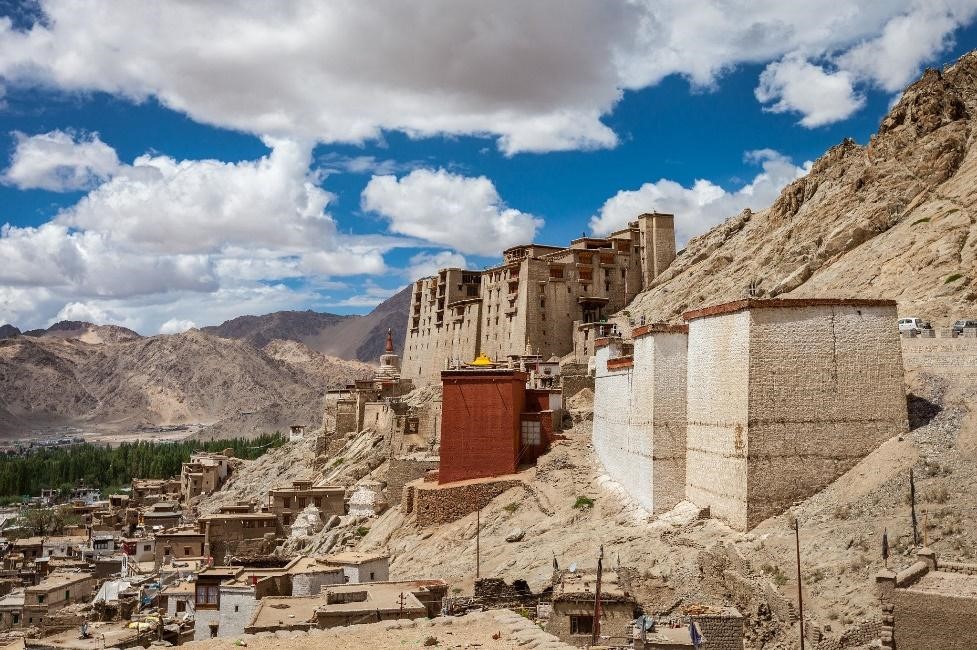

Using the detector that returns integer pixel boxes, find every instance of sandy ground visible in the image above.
[183,609,574,650]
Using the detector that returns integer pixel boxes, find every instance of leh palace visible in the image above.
[4,9,977,650]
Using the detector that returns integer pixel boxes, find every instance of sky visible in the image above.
[1,1,977,334]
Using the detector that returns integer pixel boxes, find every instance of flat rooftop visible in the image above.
[323,551,389,565]
[904,570,977,598]
[28,572,94,591]
[683,297,898,321]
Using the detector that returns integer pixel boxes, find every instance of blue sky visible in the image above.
[2,2,977,333]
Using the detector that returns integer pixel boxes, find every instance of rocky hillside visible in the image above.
[201,311,352,350]
[629,53,977,324]
[200,285,411,362]
[0,330,372,439]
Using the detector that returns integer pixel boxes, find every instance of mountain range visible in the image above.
[0,288,410,439]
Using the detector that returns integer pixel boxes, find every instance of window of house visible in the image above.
[369,572,375,580]
[184,546,191,556]
[176,601,186,613]
[12,613,18,624]
[195,585,220,607]
[570,615,593,635]
[234,605,239,612]
[282,497,291,509]
[314,498,321,507]
[64,590,70,601]
[37,595,45,604]
[298,497,306,508]
[521,420,541,446]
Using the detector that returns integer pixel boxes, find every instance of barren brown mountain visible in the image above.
[0,329,372,439]
[200,285,411,361]
[629,55,977,324]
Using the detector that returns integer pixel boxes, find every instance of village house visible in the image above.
[12,537,43,564]
[120,536,156,563]
[544,571,637,647]
[160,580,195,618]
[0,590,24,630]
[41,535,87,559]
[155,529,207,566]
[193,566,241,640]
[181,452,232,500]
[321,551,390,584]
[877,548,977,649]
[244,579,449,633]
[197,511,280,561]
[403,212,677,386]
[140,500,182,530]
[267,479,345,526]
[130,477,181,507]
[23,572,98,628]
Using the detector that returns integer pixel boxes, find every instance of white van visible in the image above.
[898,317,930,334]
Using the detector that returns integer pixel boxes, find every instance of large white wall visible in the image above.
[685,311,751,530]
[592,330,687,515]
[685,302,907,531]
[744,303,907,527]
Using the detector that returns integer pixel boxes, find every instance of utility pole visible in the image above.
[475,499,480,580]
[795,519,805,650]
[910,469,919,547]
[591,545,604,647]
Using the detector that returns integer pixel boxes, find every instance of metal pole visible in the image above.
[475,500,480,580]
[591,545,604,647]
[795,519,805,650]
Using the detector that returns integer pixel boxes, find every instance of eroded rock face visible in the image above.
[629,51,977,324]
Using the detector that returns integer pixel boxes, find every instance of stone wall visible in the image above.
[685,301,907,530]
[291,569,344,597]
[692,611,745,650]
[386,456,440,503]
[592,327,687,515]
[406,477,523,526]
[901,336,977,379]
[473,578,538,611]
[560,363,594,400]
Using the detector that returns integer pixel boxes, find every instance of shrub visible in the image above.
[834,504,853,520]
[423,636,439,647]
[572,496,595,510]
[761,563,788,586]
[503,502,520,514]
[911,217,930,225]
[331,457,344,467]
[355,526,370,537]
[945,273,964,284]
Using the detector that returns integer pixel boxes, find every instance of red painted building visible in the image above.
[439,369,557,484]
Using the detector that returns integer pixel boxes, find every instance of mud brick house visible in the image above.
[877,548,977,650]
[181,452,231,500]
[321,551,389,584]
[267,479,345,526]
[403,212,677,386]
[545,570,637,647]
[439,367,557,484]
[23,572,98,627]
[198,512,280,560]
[155,529,207,566]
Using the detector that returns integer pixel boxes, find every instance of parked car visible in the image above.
[898,317,931,334]
[952,319,977,335]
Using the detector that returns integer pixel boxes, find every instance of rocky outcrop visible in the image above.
[629,52,977,323]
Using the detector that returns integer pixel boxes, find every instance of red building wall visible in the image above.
[439,370,527,484]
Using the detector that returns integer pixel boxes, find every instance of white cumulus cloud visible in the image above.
[755,57,865,127]
[590,150,809,246]
[405,251,469,280]
[3,130,120,191]
[362,168,542,256]
[1,2,975,152]
[159,318,197,334]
